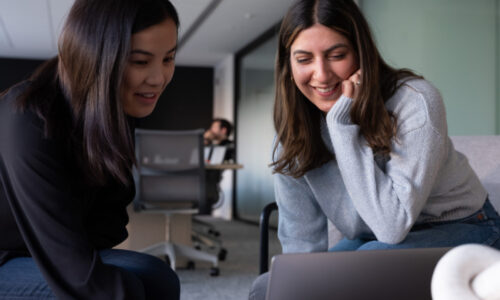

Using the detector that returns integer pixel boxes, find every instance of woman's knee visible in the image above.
[121,252,179,299]
[101,249,180,299]
[249,272,269,300]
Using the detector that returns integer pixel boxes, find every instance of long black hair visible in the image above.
[14,0,179,186]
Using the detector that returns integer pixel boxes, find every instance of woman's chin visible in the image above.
[317,100,338,114]
[124,108,155,118]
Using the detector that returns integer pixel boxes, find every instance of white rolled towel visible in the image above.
[431,244,500,300]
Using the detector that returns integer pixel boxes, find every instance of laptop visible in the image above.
[266,247,451,300]
[204,145,227,165]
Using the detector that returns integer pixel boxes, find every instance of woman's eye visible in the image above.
[329,54,345,60]
[164,56,175,63]
[296,58,311,64]
[132,60,148,65]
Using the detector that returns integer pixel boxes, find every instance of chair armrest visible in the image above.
[260,202,278,274]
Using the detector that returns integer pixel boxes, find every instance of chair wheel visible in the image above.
[187,260,196,270]
[164,255,171,266]
[208,229,220,237]
[218,248,227,261]
[210,267,220,276]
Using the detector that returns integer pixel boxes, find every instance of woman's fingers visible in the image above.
[349,69,362,83]
[342,80,355,98]
[342,70,362,99]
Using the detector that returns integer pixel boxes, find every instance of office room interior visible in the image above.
[1,0,499,299]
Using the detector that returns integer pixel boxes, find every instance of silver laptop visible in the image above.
[204,145,227,164]
[266,247,450,300]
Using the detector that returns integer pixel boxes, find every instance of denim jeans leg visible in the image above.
[0,249,180,300]
[0,257,55,299]
[249,272,270,300]
[358,199,500,251]
[328,237,369,252]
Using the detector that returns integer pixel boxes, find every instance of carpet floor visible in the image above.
[176,217,281,300]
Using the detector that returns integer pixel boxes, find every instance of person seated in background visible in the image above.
[0,0,181,299]
[204,118,235,163]
[204,118,233,147]
[249,0,500,299]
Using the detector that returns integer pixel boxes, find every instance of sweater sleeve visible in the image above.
[0,108,145,299]
[325,92,447,244]
[274,167,328,253]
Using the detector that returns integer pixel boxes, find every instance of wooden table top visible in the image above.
[205,163,243,170]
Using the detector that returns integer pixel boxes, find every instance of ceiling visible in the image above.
[0,0,296,67]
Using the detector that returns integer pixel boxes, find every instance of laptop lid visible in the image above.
[266,247,450,300]
[204,146,211,162]
[205,145,227,165]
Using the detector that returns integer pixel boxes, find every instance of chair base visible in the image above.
[192,216,228,261]
[192,224,222,248]
[140,241,219,275]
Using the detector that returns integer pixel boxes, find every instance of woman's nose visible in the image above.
[145,65,165,86]
[312,59,331,82]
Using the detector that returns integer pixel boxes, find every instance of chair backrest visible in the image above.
[450,135,500,211]
[134,129,206,212]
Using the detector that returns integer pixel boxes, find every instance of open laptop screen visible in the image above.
[204,145,227,165]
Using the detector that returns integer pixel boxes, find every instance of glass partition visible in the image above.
[235,33,278,222]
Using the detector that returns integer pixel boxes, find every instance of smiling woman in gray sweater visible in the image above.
[275,79,492,253]
[249,0,500,299]
[271,0,500,255]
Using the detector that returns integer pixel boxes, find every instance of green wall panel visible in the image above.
[362,0,498,135]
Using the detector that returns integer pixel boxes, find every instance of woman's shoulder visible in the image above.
[1,80,72,152]
[388,78,442,105]
[399,78,441,100]
[1,81,30,106]
[1,81,44,131]
[1,81,34,125]
[386,78,447,136]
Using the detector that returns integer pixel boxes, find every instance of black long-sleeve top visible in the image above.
[0,83,144,299]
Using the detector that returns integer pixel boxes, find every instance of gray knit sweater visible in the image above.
[274,78,487,253]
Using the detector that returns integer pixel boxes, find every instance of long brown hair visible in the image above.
[14,0,179,186]
[272,0,419,178]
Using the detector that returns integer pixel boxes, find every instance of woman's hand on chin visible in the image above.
[342,69,362,99]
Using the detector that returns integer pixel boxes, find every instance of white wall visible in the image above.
[213,55,235,124]
[211,54,235,220]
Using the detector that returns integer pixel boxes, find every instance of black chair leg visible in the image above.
[259,202,278,275]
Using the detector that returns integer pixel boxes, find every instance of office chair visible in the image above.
[191,168,227,261]
[133,128,220,276]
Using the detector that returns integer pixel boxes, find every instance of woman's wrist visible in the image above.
[326,95,353,125]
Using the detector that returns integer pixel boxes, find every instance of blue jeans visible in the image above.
[330,199,500,251]
[0,249,180,299]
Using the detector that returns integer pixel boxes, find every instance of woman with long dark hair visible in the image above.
[250,0,500,298]
[0,0,181,298]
